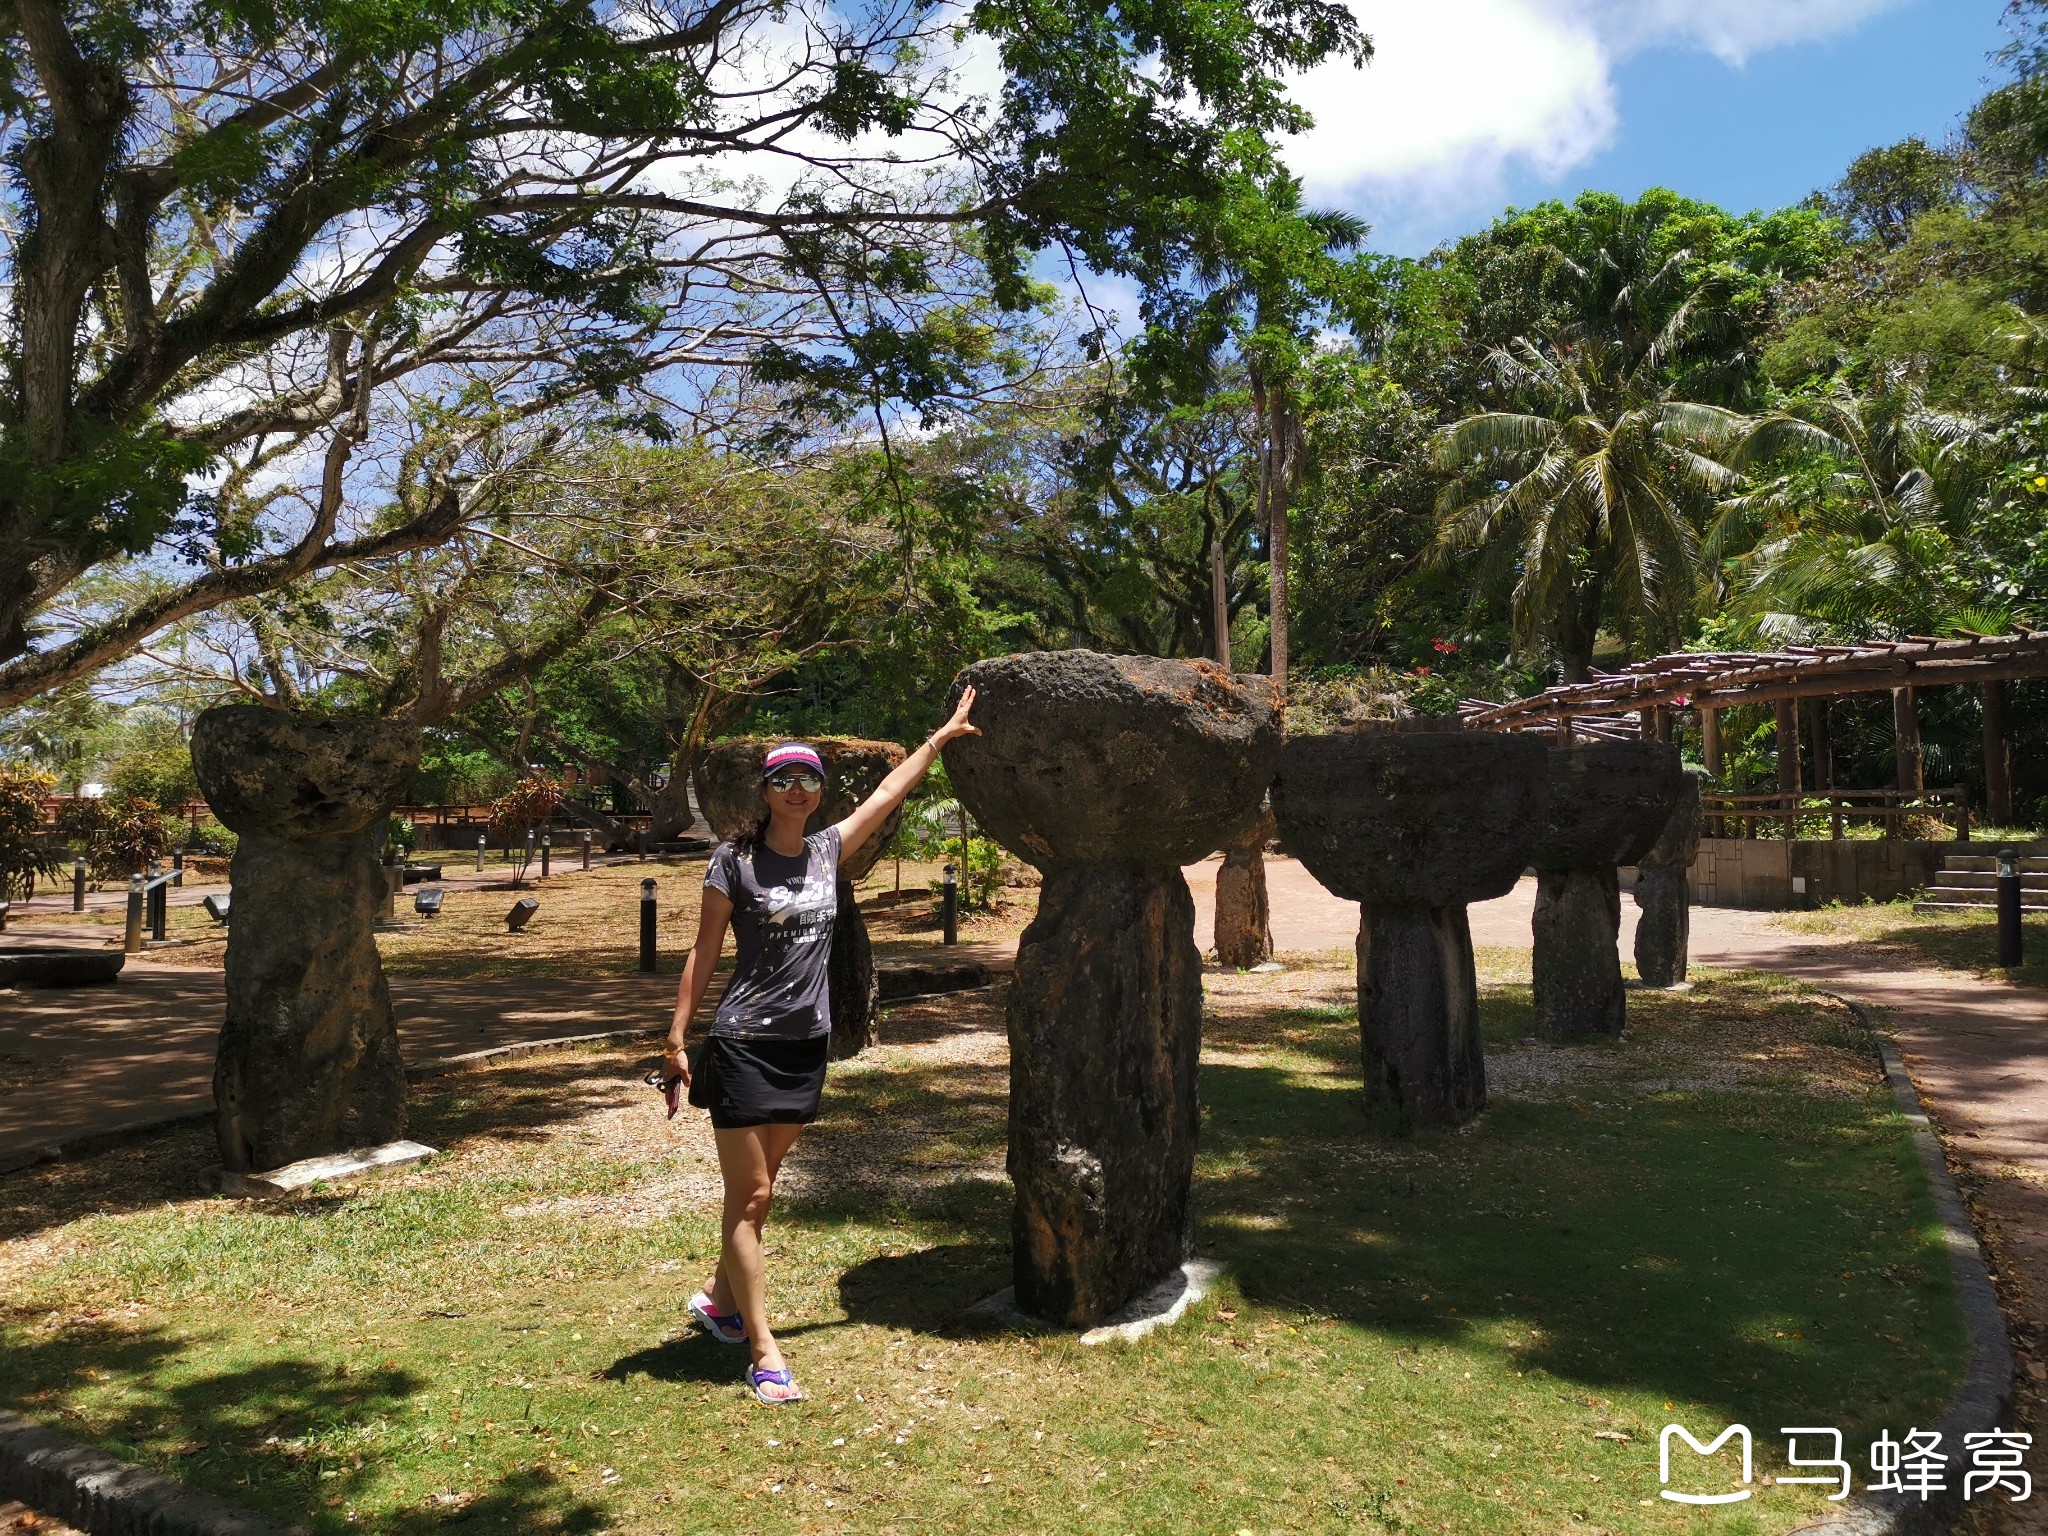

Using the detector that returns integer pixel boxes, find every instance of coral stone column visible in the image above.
[944,651,1280,1327]
[1633,771,1702,988]
[1528,742,1684,1040]
[190,707,422,1173]
[1273,725,1548,1134]
[1212,808,1275,968]
[697,738,906,1059]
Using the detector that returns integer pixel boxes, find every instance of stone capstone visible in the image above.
[697,737,909,1058]
[1528,741,1685,872]
[190,706,421,1173]
[1272,724,1551,908]
[943,651,1281,870]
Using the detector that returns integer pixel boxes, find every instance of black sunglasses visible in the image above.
[765,769,824,792]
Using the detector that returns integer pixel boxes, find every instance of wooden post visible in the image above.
[1809,698,1840,839]
[1556,714,1574,744]
[1640,705,1670,743]
[1775,698,1801,839]
[1701,706,1723,780]
[1893,686,1924,796]
[1983,678,2013,828]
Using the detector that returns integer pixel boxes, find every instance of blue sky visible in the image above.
[1274,0,2015,257]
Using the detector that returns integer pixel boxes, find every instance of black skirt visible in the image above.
[702,1034,830,1129]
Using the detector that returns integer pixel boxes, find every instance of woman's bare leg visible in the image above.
[708,1123,804,1382]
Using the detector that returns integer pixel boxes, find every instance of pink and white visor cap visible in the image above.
[761,743,826,780]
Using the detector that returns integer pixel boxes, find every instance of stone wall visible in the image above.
[1686,837,2048,909]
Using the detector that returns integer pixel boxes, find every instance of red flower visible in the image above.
[1415,666,1432,676]
[1432,638,1460,654]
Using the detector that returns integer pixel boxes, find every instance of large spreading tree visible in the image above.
[0,0,1368,712]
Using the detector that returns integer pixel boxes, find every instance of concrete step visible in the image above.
[1914,894,2048,912]
[1939,856,2048,874]
[1927,870,2048,890]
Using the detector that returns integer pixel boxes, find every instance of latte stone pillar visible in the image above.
[1213,807,1276,968]
[190,706,422,1174]
[944,650,1280,1327]
[1528,741,1685,1039]
[697,737,906,1059]
[1273,724,1549,1134]
[1633,771,1703,988]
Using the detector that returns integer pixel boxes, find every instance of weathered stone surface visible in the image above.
[1532,865,1625,1038]
[696,737,908,881]
[697,737,908,1057]
[1008,863,1201,1326]
[1272,724,1551,908]
[1213,809,1274,968]
[1639,770,1704,871]
[1633,867,1691,988]
[1357,905,1485,1134]
[1528,741,1685,871]
[943,651,1281,870]
[190,707,421,1173]
[1527,744,1682,1037]
[1632,772,1700,988]
[1270,725,1544,1131]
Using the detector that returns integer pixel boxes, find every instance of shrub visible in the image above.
[0,766,60,900]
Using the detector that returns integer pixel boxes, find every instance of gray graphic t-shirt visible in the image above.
[703,825,840,1040]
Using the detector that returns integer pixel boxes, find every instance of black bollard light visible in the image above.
[172,846,185,886]
[637,829,648,862]
[942,861,959,946]
[541,831,551,879]
[524,827,535,874]
[476,833,487,873]
[1998,845,2024,969]
[581,829,592,871]
[124,872,144,953]
[72,855,86,913]
[639,877,659,972]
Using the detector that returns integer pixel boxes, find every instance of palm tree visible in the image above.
[1430,205,1759,679]
[1711,371,2002,639]
[1431,339,1747,680]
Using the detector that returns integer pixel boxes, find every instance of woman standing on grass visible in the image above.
[662,689,981,1405]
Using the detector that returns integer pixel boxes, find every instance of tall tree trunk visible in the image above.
[1210,527,1232,668]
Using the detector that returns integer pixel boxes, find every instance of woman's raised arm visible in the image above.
[833,686,980,864]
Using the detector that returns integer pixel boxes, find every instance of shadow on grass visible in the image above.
[1855,913,2048,990]
[805,987,1962,1448]
[0,1049,665,1248]
[0,1321,612,1534]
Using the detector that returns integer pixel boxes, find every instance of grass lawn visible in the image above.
[0,955,1964,1534]
[25,857,1031,981]
[1772,898,2048,990]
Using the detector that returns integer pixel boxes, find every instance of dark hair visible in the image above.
[728,810,771,856]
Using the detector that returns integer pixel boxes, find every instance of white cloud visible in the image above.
[1282,0,1902,229]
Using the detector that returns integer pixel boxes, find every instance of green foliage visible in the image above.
[101,710,201,810]
[61,794,174,879]
[0,766,59,899]
[929,835,1007,914]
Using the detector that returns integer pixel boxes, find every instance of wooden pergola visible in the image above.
[1459,630,2048,827]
